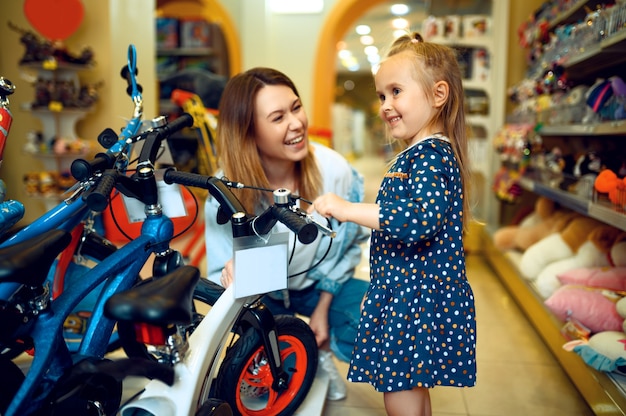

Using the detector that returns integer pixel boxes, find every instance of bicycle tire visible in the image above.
[214,315,318,416]
[0,355,25,414]
[196,398,233,416]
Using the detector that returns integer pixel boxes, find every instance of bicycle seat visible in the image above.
[0,229,71,286]
[105,265,200,326]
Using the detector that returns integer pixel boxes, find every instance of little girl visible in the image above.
[311,32,476,416]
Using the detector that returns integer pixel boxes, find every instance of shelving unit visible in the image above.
[485,1,626,413]
[155,15,229,115]
[422,0,509,226]
[20,61,93,208]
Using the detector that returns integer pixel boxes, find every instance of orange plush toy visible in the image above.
[595,169,626,207]
[493,196,577,253]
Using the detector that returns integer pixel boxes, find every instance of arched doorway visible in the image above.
[311,0,384,129]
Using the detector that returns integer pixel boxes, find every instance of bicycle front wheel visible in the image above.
[214,315,318,416]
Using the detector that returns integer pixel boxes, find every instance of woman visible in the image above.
[204,67,369,400]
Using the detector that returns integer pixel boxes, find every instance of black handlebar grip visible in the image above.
[163,169,246,217]
[160,113,194,138]
[97,127,119,149]
[163,169,210,188]
[71,152,116,181]
[85,171,117,212]
[273,206,318,244]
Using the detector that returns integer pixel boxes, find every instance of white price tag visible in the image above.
[233,232,288,299]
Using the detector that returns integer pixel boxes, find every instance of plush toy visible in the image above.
[545,285,623,333]
[534,224,624,297]
[556,232,626,291]
[595,168,626,208]
[493,196,577,252]
[519,216,603,280]
[563,331,626,374]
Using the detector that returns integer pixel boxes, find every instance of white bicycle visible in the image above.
[104,169,335,416]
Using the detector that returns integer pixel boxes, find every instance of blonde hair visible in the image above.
[216,67,322,213]
[381,32,472,228]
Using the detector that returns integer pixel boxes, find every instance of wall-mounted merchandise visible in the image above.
[420,1,509,224]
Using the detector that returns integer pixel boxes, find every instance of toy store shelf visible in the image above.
[482,234,626,415]
[538,121,626,137]
[518,177,626,232]
[564,29,626,82]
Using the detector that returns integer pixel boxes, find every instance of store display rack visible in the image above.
[485,1,626,414]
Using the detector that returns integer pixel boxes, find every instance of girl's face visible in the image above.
[253,84,309,165]
[375,52,437,145]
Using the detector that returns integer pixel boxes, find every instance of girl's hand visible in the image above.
[310,192,351,222]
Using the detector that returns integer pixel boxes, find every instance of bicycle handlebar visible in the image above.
[77,113,193,212]
[162,169,322,244]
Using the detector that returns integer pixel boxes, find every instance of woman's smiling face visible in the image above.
[253,84,309,165]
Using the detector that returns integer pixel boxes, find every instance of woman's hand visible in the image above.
[309,291,333,348]
[220,259,234,288]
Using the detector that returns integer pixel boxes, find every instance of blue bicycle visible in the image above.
[0,44,146,359]
[0,112,195,415]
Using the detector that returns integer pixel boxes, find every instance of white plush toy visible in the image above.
[519,216,603,280]
[534,225,623,298]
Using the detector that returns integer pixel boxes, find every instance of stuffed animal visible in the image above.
[493,196,577,252]
[563,331,626,374]
[595,168,626,208]
[519,216,603,280]
[534,224,624,297]
[545,285,623,333]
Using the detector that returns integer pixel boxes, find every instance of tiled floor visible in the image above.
[320,155,595,415]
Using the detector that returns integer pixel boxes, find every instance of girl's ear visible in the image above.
[433,81,449,108]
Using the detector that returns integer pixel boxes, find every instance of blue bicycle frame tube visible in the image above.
[5,213,174,416]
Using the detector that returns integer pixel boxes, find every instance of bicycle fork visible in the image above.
[237,300,290,393]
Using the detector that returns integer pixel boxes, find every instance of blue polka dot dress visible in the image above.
[347,137,476,392]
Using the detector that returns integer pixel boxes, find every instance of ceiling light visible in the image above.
[393,29,407,38]
[392,18,409,29]
[338,49,352,59]
[364,45,378,56]
[269,0,323,13]
[390,4,409,16]
[360,35,374,45]
[356,24,371,35]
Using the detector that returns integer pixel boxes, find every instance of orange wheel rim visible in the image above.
[234,335,309,415]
